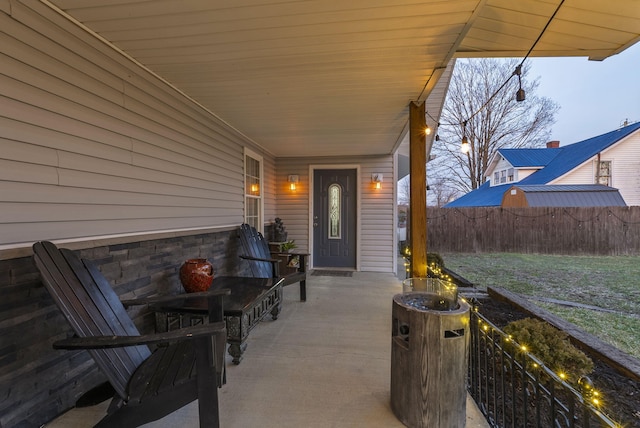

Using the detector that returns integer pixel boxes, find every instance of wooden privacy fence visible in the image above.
[426,206,640,255]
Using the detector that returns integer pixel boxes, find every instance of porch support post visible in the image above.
[409,101,427,278]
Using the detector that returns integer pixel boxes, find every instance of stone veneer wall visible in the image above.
[0,227,249,428]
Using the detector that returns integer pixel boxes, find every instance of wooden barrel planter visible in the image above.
[390,285,470,428]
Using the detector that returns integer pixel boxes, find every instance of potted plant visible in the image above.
[280,240,297,253]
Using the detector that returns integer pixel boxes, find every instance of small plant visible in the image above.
[280,240,297,252]
[427,252,444,269]
[503,318,594,385]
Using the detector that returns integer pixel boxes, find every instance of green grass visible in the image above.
[536,303,640,358]
[442,253,640,359]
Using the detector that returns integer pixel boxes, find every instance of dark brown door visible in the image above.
[313,169,357,268]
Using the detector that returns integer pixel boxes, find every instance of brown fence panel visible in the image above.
[426,206,640,255]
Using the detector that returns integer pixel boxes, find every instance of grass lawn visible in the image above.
[442,253,640,359]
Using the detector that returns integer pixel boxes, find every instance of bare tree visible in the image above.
[427,177,460,207]
[398,175,411,205]
[429,59,559,194]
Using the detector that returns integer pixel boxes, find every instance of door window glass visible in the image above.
[328,183,341,239]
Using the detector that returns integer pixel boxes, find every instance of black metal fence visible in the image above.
[468,308,619,428]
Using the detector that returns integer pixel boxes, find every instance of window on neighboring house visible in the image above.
[500,170,506,183]
[244,148,263,232]
[494,172,499,185]
[596,160,611,186]
[507,168,514,182]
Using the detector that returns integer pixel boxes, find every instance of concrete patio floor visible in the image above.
[45,271,489,428]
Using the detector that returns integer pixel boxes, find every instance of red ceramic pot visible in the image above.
[179,258,213,293]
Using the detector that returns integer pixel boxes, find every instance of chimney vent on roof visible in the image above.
[546,140,560,148]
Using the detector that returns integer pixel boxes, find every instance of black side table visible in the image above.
[155,276,284,364]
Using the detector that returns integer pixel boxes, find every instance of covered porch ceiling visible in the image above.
[44,0,640,158]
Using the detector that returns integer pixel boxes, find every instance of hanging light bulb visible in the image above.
[425,125,431,135]
[461,136,470,154]
[515,64,525,102]
[460,121,470,153]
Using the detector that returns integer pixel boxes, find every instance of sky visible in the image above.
[528,41,640,146]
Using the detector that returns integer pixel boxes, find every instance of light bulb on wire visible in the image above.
[460,121,471,153]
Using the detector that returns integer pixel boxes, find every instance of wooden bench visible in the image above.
[33,241,229,428]
[238,223,309,301]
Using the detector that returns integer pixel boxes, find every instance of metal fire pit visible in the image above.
[390,278,470,428]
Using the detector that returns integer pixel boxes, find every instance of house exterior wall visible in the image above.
[1,1,277,251]
[488,156,512,185]
[552,131,640,205]
[0,6,399,425]
[276,155,396,273]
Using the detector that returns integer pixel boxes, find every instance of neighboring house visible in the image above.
[445,122,640,207]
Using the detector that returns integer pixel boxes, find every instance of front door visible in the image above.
[313,169,357,268]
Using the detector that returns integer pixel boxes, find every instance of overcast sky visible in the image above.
[528,42,640,147]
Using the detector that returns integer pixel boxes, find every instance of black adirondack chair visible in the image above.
[238,223,308,301]
[33,241,229,428]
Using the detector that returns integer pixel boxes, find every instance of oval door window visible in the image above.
[328,183,342,239]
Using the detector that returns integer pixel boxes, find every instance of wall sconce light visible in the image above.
[288,175,299,191]
[372,173,383,190]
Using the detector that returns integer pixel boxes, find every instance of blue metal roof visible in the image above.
[444,181,509,207]
[499,148,561,167]
[444,122,640,207]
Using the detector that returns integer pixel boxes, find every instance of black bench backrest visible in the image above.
[238,223,275,278]
[33,241,151,399]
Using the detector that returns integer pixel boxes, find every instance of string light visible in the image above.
[432,1,565,149]
[515,64,525,102]
[461,121,470,153]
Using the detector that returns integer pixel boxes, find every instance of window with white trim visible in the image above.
[596,160,611,186]
[244,149,263,232]
[491,168,516,186]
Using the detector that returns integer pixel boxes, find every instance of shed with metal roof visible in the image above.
[501,185,627,208]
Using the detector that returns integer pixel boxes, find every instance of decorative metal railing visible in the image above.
[468,307,620,428]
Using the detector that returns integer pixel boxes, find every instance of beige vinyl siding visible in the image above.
[273,159,311,252]
[263,154,277,225]
[276,155,395,273]
[516,169,538,182]
[360,159,395,272]
[0,2,270,247]
[552,130,640,205]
